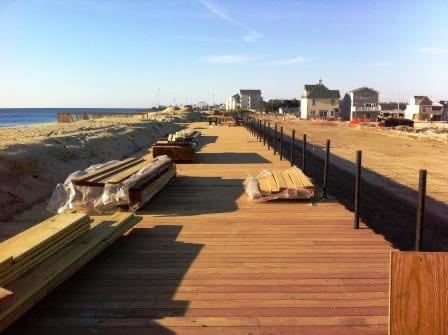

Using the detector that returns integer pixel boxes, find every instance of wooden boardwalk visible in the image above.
[6,123,392,334]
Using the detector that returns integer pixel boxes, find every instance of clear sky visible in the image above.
[1,0,447,107]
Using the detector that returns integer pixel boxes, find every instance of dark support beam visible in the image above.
[290,130,295,166]
[274,124,278,155]
[354,150,362,229]
[263,120,266,146]
[302,134,307,173]
[267,122,271,150]
[280,126,284,160]
[322,139,330,199]
[415,169,427,251]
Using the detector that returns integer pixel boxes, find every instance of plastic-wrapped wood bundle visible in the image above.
[244,166,314,202]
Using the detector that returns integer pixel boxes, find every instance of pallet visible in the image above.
[152,144,195,161]
[257,166,314,199]
[0,212,137,332]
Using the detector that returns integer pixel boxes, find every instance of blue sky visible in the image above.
[1,0,447,107]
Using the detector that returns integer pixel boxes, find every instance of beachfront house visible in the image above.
[404,96,443,121]
[225,89,263,111]
[300,80,340,119]
[379,102,406,119]
[340,87,380,121]
[439,100,448,121]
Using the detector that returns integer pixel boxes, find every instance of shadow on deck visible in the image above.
[4,225,203,335]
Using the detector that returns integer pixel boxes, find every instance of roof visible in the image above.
[439,100,448,106]
[379,102,407,111]
[413,96,432,105]
[240,89,261,95]
[349,87,379,94]
[304,84,340,99]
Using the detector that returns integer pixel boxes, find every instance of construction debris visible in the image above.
[245,166,314,201]
[0,212,137,332]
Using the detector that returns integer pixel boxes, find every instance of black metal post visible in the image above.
[322,139,330,199]
[290,129,295,166]
[302,134,307,173]
[354,150,362,229]
[415,169,427,251]
[267,122,271,150]
[273,124,278,155]
[263,120,266,146]
[280,126,284,160]
[259,120,262,142]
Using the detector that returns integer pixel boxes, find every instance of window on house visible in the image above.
[330,111,334,116]
[331,99,335,105]
[311,110,315,115]
[312,100,316,106]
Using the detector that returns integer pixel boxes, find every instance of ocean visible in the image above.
[0,108,145,128]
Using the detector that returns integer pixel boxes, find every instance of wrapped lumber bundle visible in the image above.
[152,129,201,161]
[245,166,314,202]
[47,155,176,213]
[0,212,137,332]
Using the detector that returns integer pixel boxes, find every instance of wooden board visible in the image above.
[273,170,287,190]
[0,213,137,332]
[258,177,270,194]
[71,158,140,186]
[289,166,314,189]
[266,174,280,193]
[0,214,89,266]
[389,251,448,335]
[282,171,296,190]
[105,160,150,184]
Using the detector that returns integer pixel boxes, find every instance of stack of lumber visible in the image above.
[0,212,137,332]
[71,157,147,187]
[0,214,90,287]
[258,166,314,200]
[71,156,176,211]
[153,129,200,161]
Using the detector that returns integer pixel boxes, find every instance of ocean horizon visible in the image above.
[0,108,148,128]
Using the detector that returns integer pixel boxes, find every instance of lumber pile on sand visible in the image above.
[245,166,314,201]
[152,129,201,161]
[0,212,137,332]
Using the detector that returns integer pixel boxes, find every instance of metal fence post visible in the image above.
[290,129,295,166]
[267,122,271,150]
[274,124,278,155]
[280,126,284,160]
[322,139,330,199]
[302,134,307,173]
[354,150,362,229]
[263,120,266,146]
[415,169,427,251]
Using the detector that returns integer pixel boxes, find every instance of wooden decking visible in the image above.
[5,124,393,334]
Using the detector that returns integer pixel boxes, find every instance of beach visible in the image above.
[0,118,181,222]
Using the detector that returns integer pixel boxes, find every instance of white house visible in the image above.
[404,96,443,121]
[225,90,263,111]
[340,87,381,121]
[300,80,340,119]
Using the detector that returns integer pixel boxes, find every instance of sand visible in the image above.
[0,118,181,222]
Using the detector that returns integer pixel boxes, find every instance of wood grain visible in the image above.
[389,251,448,335]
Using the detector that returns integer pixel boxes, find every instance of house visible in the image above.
[225,94,240,111]
[340,87,380,121]
[379,102,406,119]
[225,89,263,111]
[439,100,448,121]
[404,96,443,121]
[266,99,300,114]
[300,80,340,119]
